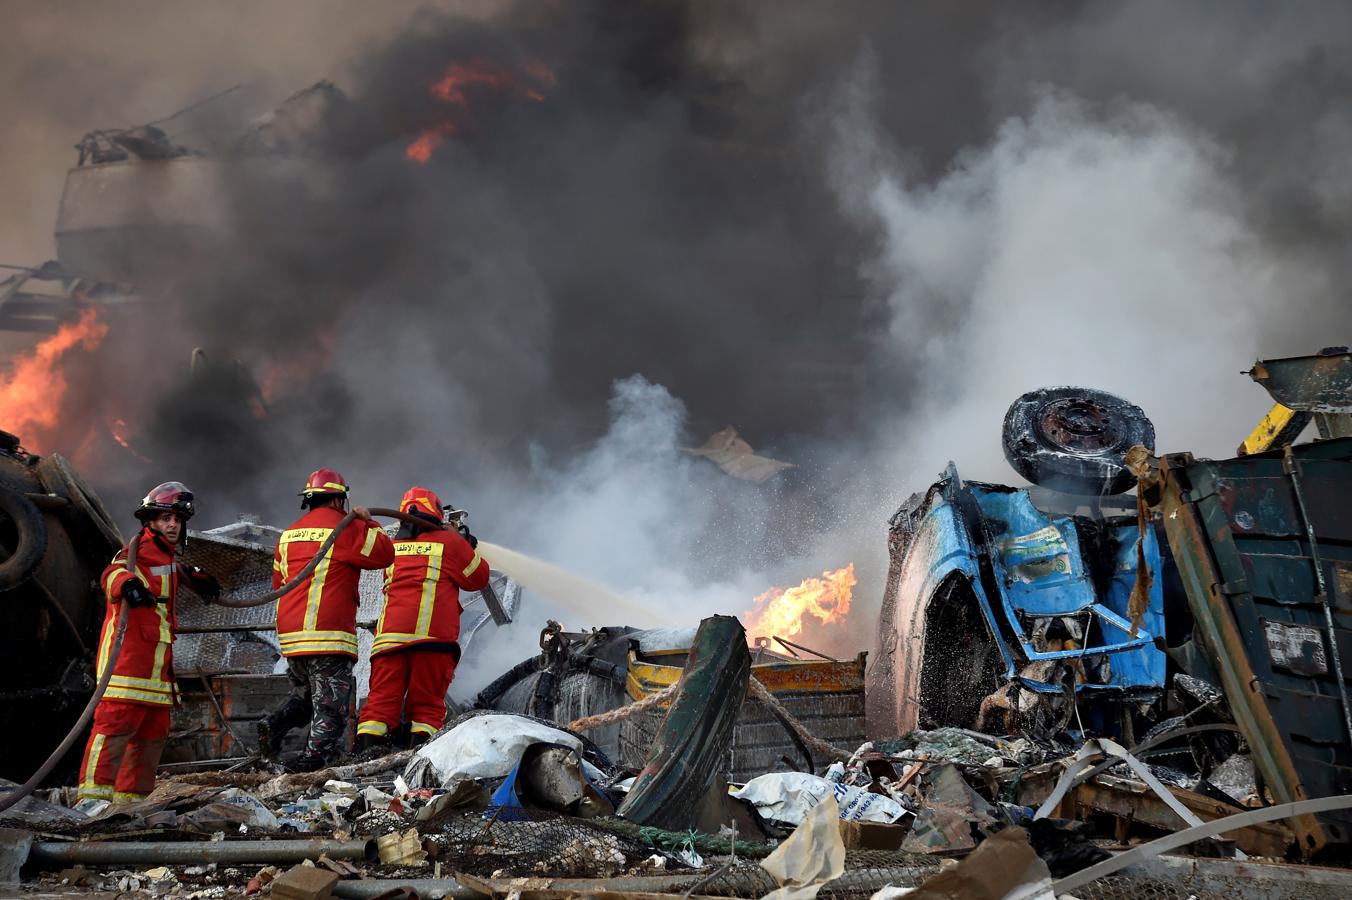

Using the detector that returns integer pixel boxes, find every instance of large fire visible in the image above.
[743,563,856,642]
[0,309,107,451]
[406,58,556,164]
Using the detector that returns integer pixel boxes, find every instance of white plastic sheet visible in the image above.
[733,772,907,825]
[408,714,585,786]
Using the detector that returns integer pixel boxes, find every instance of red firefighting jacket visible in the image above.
[372,528,489,657]
[96,527,179,707]
[273,507,395,658]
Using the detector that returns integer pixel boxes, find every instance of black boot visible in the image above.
[256,720,283,759]
[289,752,328,773]
[408,731,431,748]
[356,732,390,754]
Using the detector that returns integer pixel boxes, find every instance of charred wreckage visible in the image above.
[0,353,1345,897]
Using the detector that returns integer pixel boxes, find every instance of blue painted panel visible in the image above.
[971,488,1098,616]
[1097,522,1167,688]
[910,474,1167,694]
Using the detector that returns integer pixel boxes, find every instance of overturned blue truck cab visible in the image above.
[870,463,1169,738]
[870,351,1352,856]
[870,386,1173,739]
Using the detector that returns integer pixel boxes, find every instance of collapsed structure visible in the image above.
[0,351,1350,898]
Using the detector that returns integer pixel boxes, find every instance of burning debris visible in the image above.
[0,310,107,451]
[743,564,855,645]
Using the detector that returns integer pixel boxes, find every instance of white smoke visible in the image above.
[833,82,1310,487]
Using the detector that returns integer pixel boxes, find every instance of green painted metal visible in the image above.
[1156,436,1352,855]
[616,615,750,831]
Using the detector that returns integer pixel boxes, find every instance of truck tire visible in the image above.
[0,485,48,592]
[1003,387,1155,495]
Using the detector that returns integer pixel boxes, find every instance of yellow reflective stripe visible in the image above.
[462,551,482,579]
[361,527,379,557]
[108,673,173,691]
[281,527,334,544]
[377,565,394,633]
[103,569,123,598]
[278,543,290,583]
[410,722,437,736]
[278,629,359,655]
[96,616,115,680]
[104,685,173,705]
[417,544,444,636]
[357,721,389,736]
[322,482,346,491]
[277,637,359,651]
[304,552,334,632]
[81,734,106,791]
[113,791,147,802]
[77,786,113,801]
[372,633,430,652]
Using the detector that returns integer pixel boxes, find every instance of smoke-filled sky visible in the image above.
[4,1,1352,688]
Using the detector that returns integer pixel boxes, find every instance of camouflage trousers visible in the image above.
[264,654,354,761]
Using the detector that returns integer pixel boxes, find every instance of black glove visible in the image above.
[121,579,156,609]
[186,565,222,600]
[457,524,478,550]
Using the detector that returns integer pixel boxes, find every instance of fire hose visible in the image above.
[0,536,139,815]
[210,507,456,608]
[0,506,459,814]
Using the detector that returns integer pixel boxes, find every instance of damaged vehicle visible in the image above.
[871,386,1170,740]
[872,348,1352,855]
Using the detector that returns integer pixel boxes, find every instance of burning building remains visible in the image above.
[6,1,1352,896]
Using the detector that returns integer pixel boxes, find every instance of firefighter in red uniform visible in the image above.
[77,482,220,805]
[357,487,489,750]
[258,468,395,770]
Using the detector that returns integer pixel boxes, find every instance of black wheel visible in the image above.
[0,485,47,591]
[1002,387,1155,495]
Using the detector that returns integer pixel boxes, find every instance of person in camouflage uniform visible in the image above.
[260,656,353,764]
[258,469,394,771]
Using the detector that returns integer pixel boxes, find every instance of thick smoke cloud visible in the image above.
[6,2,1352,693]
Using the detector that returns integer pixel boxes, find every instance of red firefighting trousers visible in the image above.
[77,699,171,802]
[358,649,456,739]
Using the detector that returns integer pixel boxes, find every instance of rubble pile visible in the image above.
[3,695,1349,899]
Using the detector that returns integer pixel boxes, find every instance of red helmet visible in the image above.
[135,481,195,522]
[300,468,350,500]
[399,486,444,521]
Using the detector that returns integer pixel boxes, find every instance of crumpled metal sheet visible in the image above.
[901,764,999,855]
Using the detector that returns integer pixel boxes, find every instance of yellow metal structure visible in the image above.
[625,650,866,701]
[1238,403,1310,456]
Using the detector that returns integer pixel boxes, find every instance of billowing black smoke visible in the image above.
[13,1,1352,666]
[107,0,900,524]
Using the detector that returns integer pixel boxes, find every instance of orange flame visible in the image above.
[744,564,856,642]
[0,309,107,449]
[406,58,556,164]
[108,418,152,463]
[400,127,448,162]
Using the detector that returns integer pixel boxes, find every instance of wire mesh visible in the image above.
[430,805,692,879]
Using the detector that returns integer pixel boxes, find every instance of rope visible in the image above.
[567,675,853,764]
[566,680,682,732]
[747,677,852,762]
